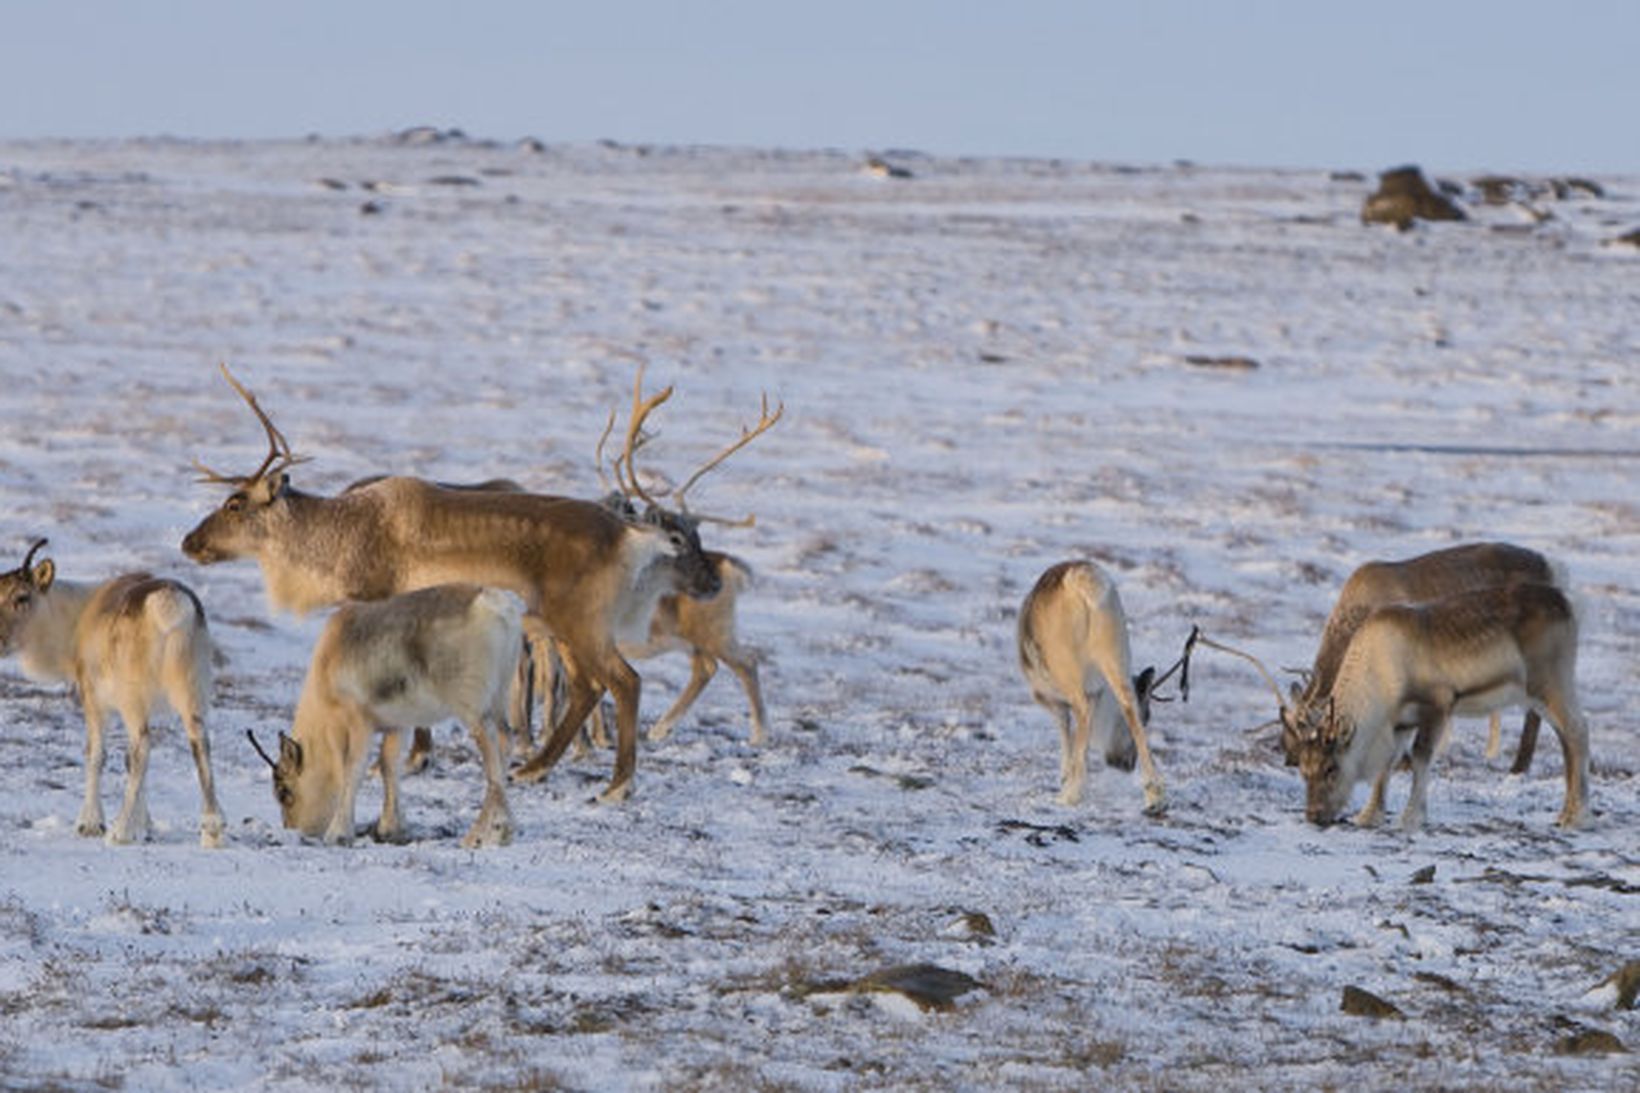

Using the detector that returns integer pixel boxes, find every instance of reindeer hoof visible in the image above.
[596,780,633,805]
[1141,786,1166,817]
[75,819,105,838]
[460,822,514,849]
[511,757,551,784]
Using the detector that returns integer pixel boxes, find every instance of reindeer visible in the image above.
[248,584,522,847]
[182,364,774,803]
[1016,560,1173,813]
[0,539,225,846]
[1290,582,1589,831]
[578,402,774,746]
[1281,542,1560,772]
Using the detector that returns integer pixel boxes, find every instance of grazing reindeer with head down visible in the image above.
[1017,560,1169,813]
[1290,581,1589,831]
[182,364,745,802]
[1279,542,1559,773]
[0,539,225,846]
[248,583,522,847]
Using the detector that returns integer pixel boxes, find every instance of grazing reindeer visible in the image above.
[0,539,225,846]
[1281,542,1559,772]
[1291,582,1590,831]
[1017,560,1167,813]
[249,584,522,846]
[182,364,766,802]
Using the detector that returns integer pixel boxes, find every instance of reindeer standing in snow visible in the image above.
[1016,560,1173,813]
[0,539,225,846]
[249,583,522,847]
[1291,582,1590,831]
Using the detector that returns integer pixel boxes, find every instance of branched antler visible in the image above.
[671,393,784,527]
[1146,625,1200,702]
[614,365,674,508]
[1191,631,1290,714]
[193,363,309,487]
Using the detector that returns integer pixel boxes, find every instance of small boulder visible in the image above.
[1340,984,1404,1019]
[1362,165,1467,230]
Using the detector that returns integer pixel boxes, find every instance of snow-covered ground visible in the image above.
[0,136,1635,1090]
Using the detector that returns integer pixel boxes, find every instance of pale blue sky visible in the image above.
[2,1,1635,174]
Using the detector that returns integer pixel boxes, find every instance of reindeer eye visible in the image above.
[224,495,245,513]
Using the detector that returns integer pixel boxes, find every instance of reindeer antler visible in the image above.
[1192,631,1290,714]
[613,365,674,508]
[670,392,783,527]
[1146,625,1200,702]
[9,537,50,579]
[193,363,310,487]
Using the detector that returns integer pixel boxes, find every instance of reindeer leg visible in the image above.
[724,647,769,746]
[76,699,108,838]
[1052,700,1085,807]
[107,707,152,845]
[1538,692,1590,829]
[599,657,643,804]
[1354,761,1391,828]
[1510,711,1541,776]
[648,652,717,743]
[183,708,225,849]
[514,673,602,784]
[1398,717,1447,832]
[1096,667,1164,814]
[371,729,408,843]
[1484,712,1503,761]
[461,717,514,848]
[325,721,374,845]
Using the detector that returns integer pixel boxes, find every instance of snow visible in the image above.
[0,136,1636,1089]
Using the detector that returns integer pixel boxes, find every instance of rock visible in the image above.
[1361,165,1467,230]
[1340,985,1404,1019]
[1410,864,1436,885]
[1184,354,1259,372]
[1554,1028,1626,1056]
[1589,961,1640,1010]
[942,910,997,944]
[1552,177,1604,199]
[1472,175,1535,205]
[863,156,913,180]
[1607,228,1640,249]
[854,963,983,1012]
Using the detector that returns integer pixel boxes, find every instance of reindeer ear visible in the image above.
[278,732,303,769]
[31,559,54,591]
[1133,666,1157,699]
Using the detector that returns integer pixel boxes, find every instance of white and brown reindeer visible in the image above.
[0,538,225,846]
[181,364,759,803]
[576,399,775,747]
[1016,560,1177,813]
[1289,581,1590,831]
[247,583,522,847]
[1279,542,1560,773]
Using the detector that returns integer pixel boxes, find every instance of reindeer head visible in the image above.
[182,364,310,564]
[596,366,782,602]
[1294,697,1355,824]
[0,539,53,656]
[248,729,330,835]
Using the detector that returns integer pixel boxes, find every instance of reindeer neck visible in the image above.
[16,579,96,683]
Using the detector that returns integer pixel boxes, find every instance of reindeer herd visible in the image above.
[0,367,1595,849]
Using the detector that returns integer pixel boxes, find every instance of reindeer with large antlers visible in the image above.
[183,363,768,803]
[574,391,780,745]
